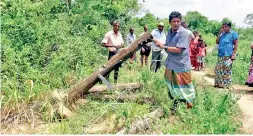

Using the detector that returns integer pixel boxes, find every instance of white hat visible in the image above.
[158,22,164,26]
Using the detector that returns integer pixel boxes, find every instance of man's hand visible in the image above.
[115,45,123,49]
[153,38,165,49]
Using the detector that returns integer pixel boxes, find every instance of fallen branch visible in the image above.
[117,108,164,134]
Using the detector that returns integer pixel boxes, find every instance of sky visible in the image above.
[138,0,253,27]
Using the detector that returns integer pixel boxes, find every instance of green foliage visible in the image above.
[151,84,241,134]
[1,0,249,134]
[1,0,141,106]
[183,11,209,31]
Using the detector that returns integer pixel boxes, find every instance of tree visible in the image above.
[244,13,253,27]
[138,12,157,29]
[183,11,208,31]
[221,17,233,24]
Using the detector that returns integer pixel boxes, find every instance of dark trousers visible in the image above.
[105,51,120,83]
[150,50,163,72]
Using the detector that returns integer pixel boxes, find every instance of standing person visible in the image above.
[153,11,195,114]
[140,25,151,66]
[101,20,124,83]
[181,21,194,43]
[190,31,199,70]
[150,22,166,72]
[214,22,239,89]
[196,41,207,71]
[245,42,253,87]
[126,27,136,63]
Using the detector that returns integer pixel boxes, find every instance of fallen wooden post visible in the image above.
[64,32,152,105]
[116,108,164,134]
[87,83,142,93]
[87,94,156,105]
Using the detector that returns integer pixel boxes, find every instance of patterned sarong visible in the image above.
[214,56,233,88]
[164,68,195,102]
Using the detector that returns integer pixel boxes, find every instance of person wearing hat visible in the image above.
[150,22,166,72]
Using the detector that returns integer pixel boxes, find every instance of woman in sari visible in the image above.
[190,31,199,69]
[245,43,253,87]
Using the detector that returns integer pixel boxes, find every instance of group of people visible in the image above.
[126,22,166,73]
[102,11,195,113]
[188,31,207,71]
[101,11,253,114]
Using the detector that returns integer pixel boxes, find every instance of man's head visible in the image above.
[157,22,164,32]
[181,21,188,29]
[169,11,182,31]
[222,22,232,33]
[112,20,120,34]
[129,27,134,35]
[144,25,148,32]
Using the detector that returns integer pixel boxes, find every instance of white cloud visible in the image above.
[140,0,253,27]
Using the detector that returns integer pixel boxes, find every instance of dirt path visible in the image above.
[192,70,253,134]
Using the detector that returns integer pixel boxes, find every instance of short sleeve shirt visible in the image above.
[164,26,191,71]
[151,29,166,51]
[218,30,238,57]
[102,30,124,52]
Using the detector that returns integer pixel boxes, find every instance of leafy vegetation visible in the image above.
[1,0,252,134]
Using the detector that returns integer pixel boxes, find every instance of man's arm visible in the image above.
[152,40,183,54]
[101,33,116,48]
[153,32,188,54]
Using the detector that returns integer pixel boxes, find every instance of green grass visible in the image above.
[150,83,241,134]
[46,62,242,134]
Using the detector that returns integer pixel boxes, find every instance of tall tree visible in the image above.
[244,13,253,27]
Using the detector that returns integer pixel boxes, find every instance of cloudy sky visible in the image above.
[139,0,252,27]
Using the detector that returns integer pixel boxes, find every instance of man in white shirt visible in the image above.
[126,27,136,63]
[150,22,166,72]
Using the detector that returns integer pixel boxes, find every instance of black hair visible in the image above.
[198,38,203,42]
[181,21,186,26]
[222,22,232,27]
[169,11,182,23]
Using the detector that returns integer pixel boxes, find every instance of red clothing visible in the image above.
[197,47,206,57]
[190,37,199,67]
